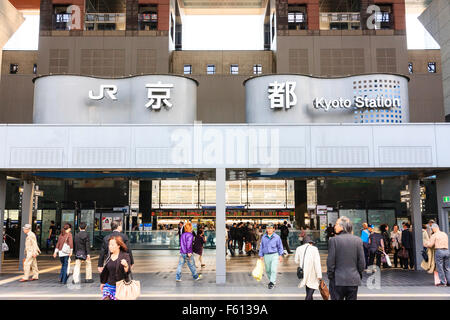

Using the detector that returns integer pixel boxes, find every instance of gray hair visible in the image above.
[337,216,353,234]
[431,223,439,230]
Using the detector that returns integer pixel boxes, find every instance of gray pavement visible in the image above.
[0,250,449,300]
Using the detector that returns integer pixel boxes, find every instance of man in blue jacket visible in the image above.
[259,223,284,289]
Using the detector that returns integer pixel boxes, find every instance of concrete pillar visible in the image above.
[138,180,152,227]
[216,168,226,284]
[436,171,450,237]
[19,181,34,271]
[408,180,423,270]
[0,175,6,273]
[294,180,307,228]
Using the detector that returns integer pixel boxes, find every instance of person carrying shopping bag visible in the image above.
[258,223,284,289]
[73,222,93,284]
[193,228,206,268]
[295,235,322,300]
[100,235,134,300]
[53,223,73,285]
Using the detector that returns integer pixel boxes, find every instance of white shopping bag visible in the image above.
[384,253,392,267]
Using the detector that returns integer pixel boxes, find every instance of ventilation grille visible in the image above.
[379,146,432,165]
[320,48,365,76]
[80,49,125,77]
[376,48,397,73]
[289,49,309,74]
[279,147,306,165]
[136,148,172,166]
[316,146,369,165]
[10,147,63,167]
[72,147,126,166]
[49,49,69,73]
[136,49,157,74]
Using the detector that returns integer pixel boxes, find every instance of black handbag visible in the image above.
[297,245,310,280]
[75,250,87,260]
[421,247,429,262]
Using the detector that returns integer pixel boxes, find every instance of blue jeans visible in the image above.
[435,249,450,285]
[59,256,69,284]
[176,254,199,280]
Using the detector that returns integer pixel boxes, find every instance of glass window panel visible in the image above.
[338,209,367,237]
[368,209,396,231]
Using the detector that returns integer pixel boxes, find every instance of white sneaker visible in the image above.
[176,279,182,282]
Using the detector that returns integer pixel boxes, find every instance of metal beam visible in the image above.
[409,179,423,270]
[18,181,34,271]
[0,175,6,273]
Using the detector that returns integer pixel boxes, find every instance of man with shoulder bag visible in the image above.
[327,217,365,300]
[73,222,93,284]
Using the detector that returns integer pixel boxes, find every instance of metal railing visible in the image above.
[90,229,325,250]
[320,12,361,30]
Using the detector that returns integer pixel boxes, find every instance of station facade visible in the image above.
[1,0,450,283]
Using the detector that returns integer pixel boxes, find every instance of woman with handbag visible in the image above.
[368,226,384,270]
[294,236,323,300]
[53,223,73,284]
[390,225,402,268]
[100,235,133,300]
[193,228,206,268]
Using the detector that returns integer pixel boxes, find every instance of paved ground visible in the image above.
[0,250,448,300]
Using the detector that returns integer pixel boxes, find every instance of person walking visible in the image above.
[193,227,206,268]
[98,220,134,273]
[230,223,237,253]
[295,235,322,300]
[280,221,292,254]
[258,223,284,289]
[176,222,202,282]
[424,223,449,286]
[421,223,436,277]
[177,221,184,246]
[100,235,132,300]
[368,226,384,270]
[73,222,93,284]
[19,224,40,282]
[237,223,245,254]
[380,224,391,268]
[327,216,365,300]
[53,223,73,285]
[249,225,258,255]
[400,223,414,269]
[256,225,263,251]
[360,223,370,269]
[390,225,402,268]
[46,220,57,254]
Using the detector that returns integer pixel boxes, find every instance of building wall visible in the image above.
[172,51,274,75]
[1,50,37,75]
[37,36,170,76]
[276,34,408,76]
[418,0,450,120]
[0,50,36,123]
[192,75,247,123]
[0,74,34,123]
[408,49,444,122]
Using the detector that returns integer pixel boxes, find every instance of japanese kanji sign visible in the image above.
[145,82,174,110]
[268,81,297,109]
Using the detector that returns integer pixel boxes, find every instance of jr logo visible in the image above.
[88,85,118,100]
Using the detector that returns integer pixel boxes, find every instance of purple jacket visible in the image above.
[180,232,194,254]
